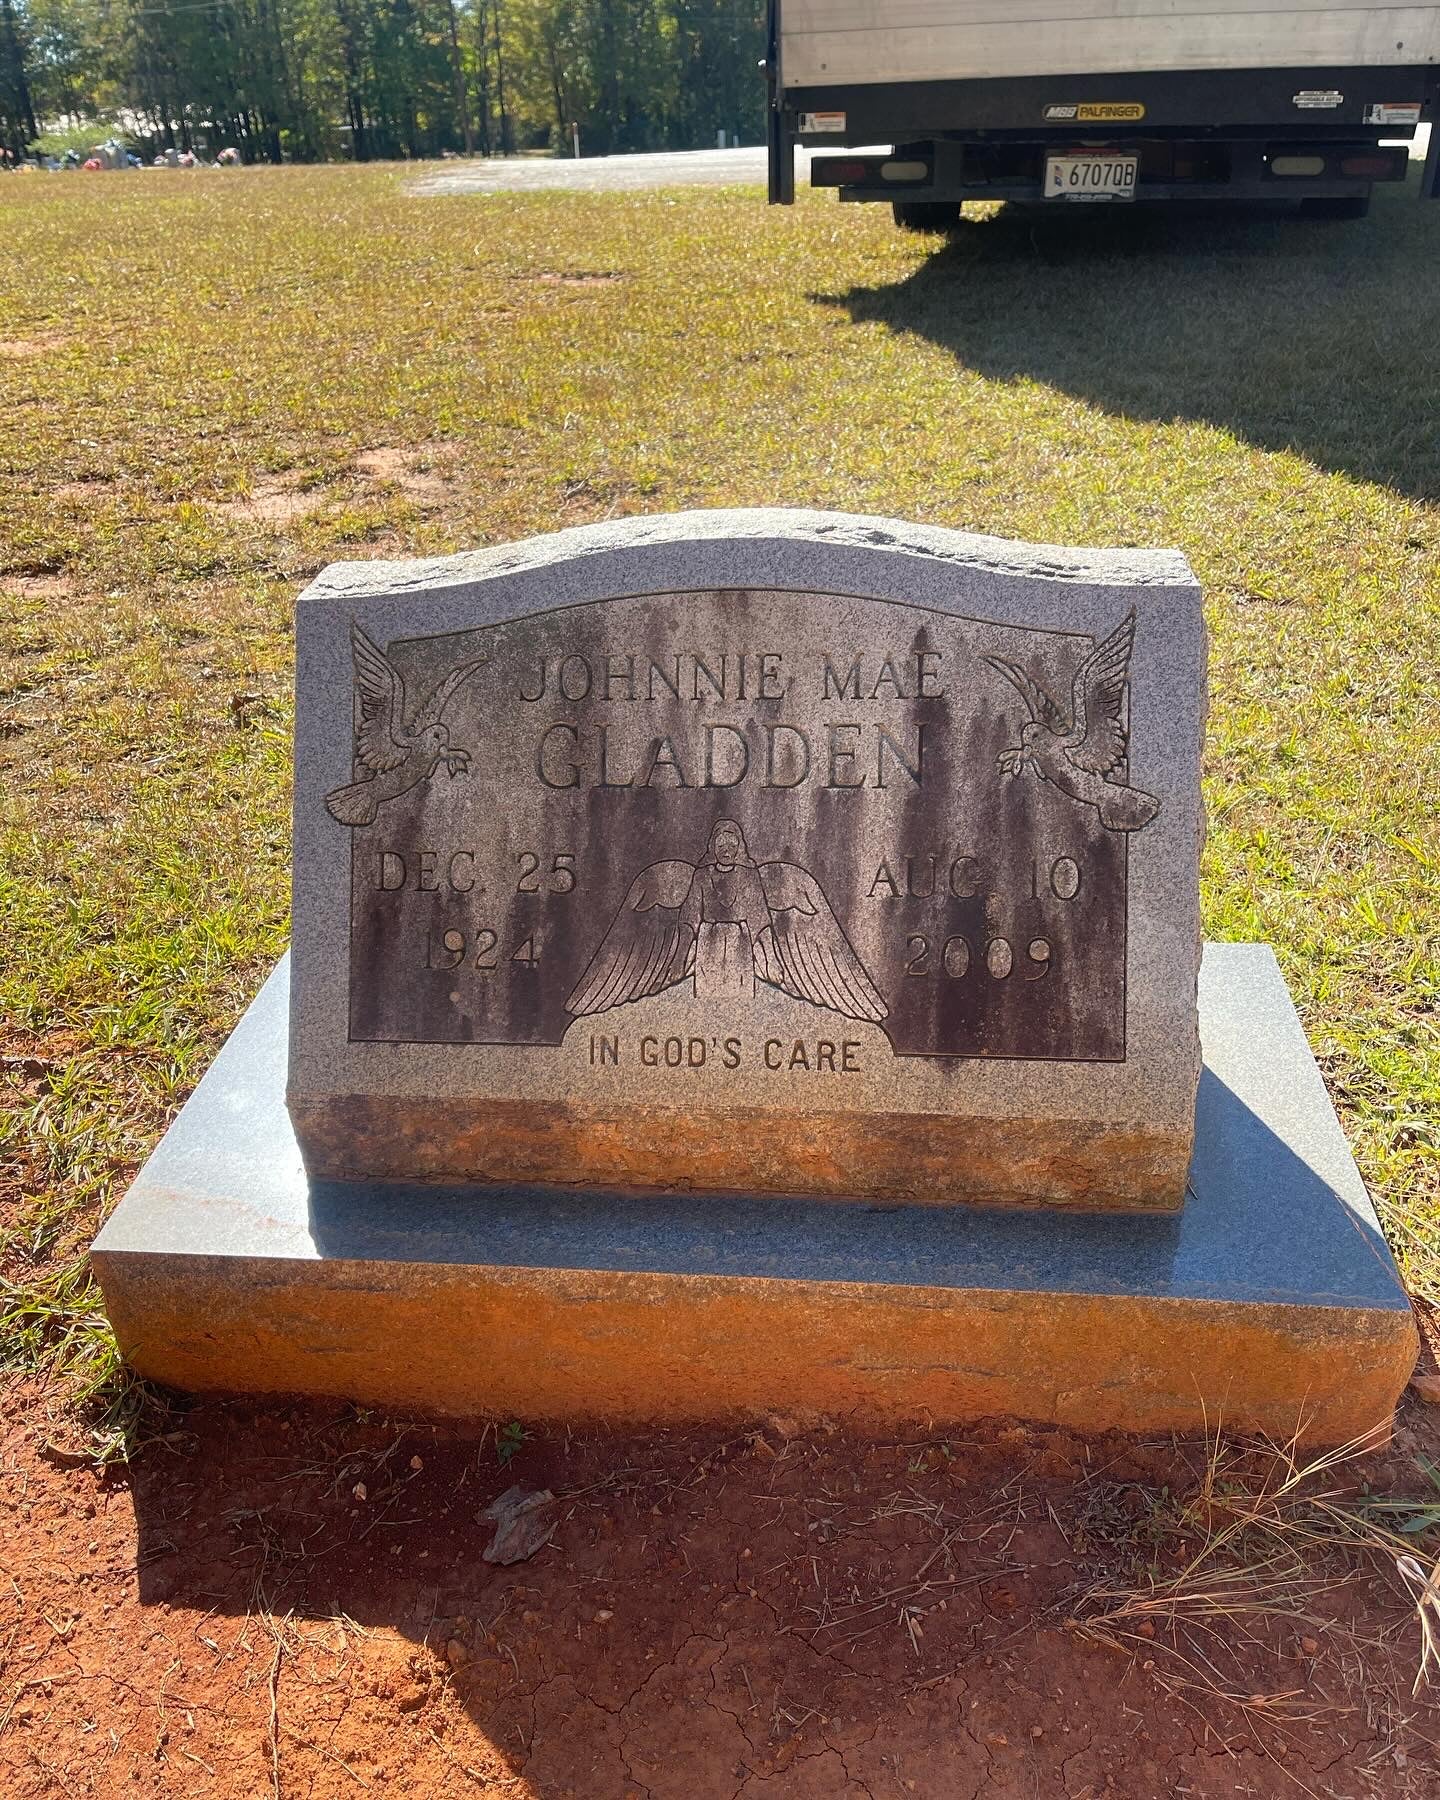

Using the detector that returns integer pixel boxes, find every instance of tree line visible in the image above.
[1,0,766,163]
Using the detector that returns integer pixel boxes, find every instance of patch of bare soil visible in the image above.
[2,573,76,601]
[0,335,65,359]
[53,481,115,503]
[3,1383,1440,1800]
[209,473,320,524]
[354,446,455,508]
[531,271,625,288]
[0,1026,95,1084]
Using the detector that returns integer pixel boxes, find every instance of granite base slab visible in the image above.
[91,944,1417,1445]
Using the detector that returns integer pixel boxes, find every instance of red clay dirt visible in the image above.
[4,1380,1440,1799]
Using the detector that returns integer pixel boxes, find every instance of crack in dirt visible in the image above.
[1060,1726,1096,1795]
[7,1397,1440,1796]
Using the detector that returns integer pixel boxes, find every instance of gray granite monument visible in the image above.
[91,511,1416,1443]
[287,511,1205,1212]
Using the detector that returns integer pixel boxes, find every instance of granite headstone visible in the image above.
[286,511,1206,1210]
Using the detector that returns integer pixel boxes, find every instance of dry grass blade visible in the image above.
[1074,1417,1440,1715]
[1396,1552,1440,1694]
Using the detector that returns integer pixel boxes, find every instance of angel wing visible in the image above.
[1064,609,1135,776]
[349,624,411,774]
[413,650,490,732]
[757,863,888,1025]
[981,655,1067,734]
[566,861,697,1016]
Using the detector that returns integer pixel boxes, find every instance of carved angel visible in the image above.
[565,820,888,1025]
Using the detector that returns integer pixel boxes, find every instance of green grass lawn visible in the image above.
[1,164,1437,1433]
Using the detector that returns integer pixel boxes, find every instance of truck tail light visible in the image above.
[813,158,872,185]
[1267,147,1408,181]
[1339,151,1405,178]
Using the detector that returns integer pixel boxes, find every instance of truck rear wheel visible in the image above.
[1299,195,1371,219]
[892,201,961,232]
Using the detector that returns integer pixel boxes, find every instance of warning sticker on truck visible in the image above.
[800,111,846,133]
[1045,102,1145,123]
[1365,102,1422,125]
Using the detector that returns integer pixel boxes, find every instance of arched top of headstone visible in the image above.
[301,506,1196,604]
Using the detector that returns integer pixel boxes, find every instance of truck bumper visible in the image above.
[813,139,1410,208]
[769,64,1440,203]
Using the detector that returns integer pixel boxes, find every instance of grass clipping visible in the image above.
[1072,1421,1440,1716]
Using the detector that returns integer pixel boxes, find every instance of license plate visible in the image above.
[1045,153,1138,202]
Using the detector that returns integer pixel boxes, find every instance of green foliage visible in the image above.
[1361,1457,1440,1540]
[497,1421,528,1466]
[26,120,120,158]
[3,0,765,163]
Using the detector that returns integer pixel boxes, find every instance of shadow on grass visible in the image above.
[810,176,1440,500]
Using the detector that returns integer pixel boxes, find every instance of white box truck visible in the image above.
[765,1,1440,222]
